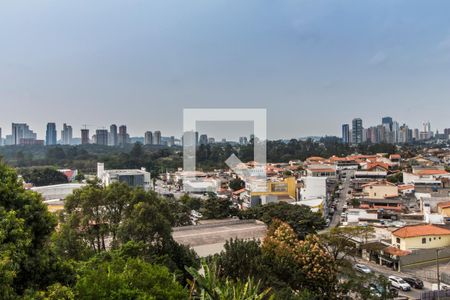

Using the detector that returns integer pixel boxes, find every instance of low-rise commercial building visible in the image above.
[97,163,151,190]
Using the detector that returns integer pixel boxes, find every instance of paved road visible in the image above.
[353,258,431,299]
[329,171,352,228]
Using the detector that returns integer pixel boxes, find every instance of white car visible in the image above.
[354,264,372,274]
[389,276,411,291]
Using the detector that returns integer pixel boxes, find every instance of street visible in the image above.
[353,258,432,299]
[329,170,352,228]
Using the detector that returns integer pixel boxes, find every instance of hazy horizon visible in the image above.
[1,0,450,139]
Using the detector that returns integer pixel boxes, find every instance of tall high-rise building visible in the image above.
[12,123,37,145]
[412,128,419,141]
[169,136,175,147]
[239,136,248,145]
[382,117,393,127]
[444,128,450,139]
[109,124,118,146]
[341,124,350,144]
[398,124,410,144]
[96,129,109,146]
[81,129,90,145]
[61,123,73,145]
[45,123,57,145]
[154,131,161,145]
[199,134,208,145]
[118,125,128,146]
[144,131,153,145]
[351,118,363,145]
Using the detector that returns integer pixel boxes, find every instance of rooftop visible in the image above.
[392,224,450,238]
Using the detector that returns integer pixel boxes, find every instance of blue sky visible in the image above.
[1,0,450,140]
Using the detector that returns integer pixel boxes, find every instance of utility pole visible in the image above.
[437,248,442,300]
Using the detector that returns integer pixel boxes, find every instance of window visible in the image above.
[396,238,400,244]
[429,238,432,242]
[439,237,442,240]
[422,238,426,244]
[434,237,436,240]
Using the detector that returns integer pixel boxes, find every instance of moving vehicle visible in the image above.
[402,277,423,289]
[354,264,372,274]
[388,276,411,291]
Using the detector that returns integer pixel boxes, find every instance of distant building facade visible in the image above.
[95,129,109,145]
[342,124,350,144]
[144,131,153,145]
[154,130,161,145]
[61,123,73,145]
[109,124,118,146]
[118,125,128,146]
[81,129,90,145]
[12,123,37,145]
[352,118,363,145]
[46,123,57,145]
[97,162,151,191]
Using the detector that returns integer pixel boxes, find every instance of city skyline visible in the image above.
[0,115,448,145]
[2,1,450,139]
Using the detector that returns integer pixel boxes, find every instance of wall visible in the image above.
[392,235,450,251]
[300,176,327,200]
[363,184,398,199]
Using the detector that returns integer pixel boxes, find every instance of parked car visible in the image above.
[402,277,423,289]
[388,276,411,291]
[354,264,372,274]
[369,283,398,298]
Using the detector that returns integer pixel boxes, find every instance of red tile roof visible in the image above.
[416,170,449,176]
[437,201,450,209]
[366,162,390,171]
[392,224,450,238]
[398,185,415,191]
[362,180,396,188]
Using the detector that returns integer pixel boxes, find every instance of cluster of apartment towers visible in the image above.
[341,117,448,145]
[0,123,162,147]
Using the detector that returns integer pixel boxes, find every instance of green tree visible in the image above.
[0,162,73,296]
[46,147,66,160]
[187,260,273,300]
[167,197,193,226]
[76,255,187,300]
[261,220,338,298]
[387,172,403,184]
[63,181,109,252]
[215,239,263,282]
[180,194,202,211]
[20,167,69,186]
[23,283,75,300]
[320,226,375,264]
[201,193,235,219]
[229,178,245,191]
[118,194,172,246]
[0,208,30,299]
[239,203,325,239]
